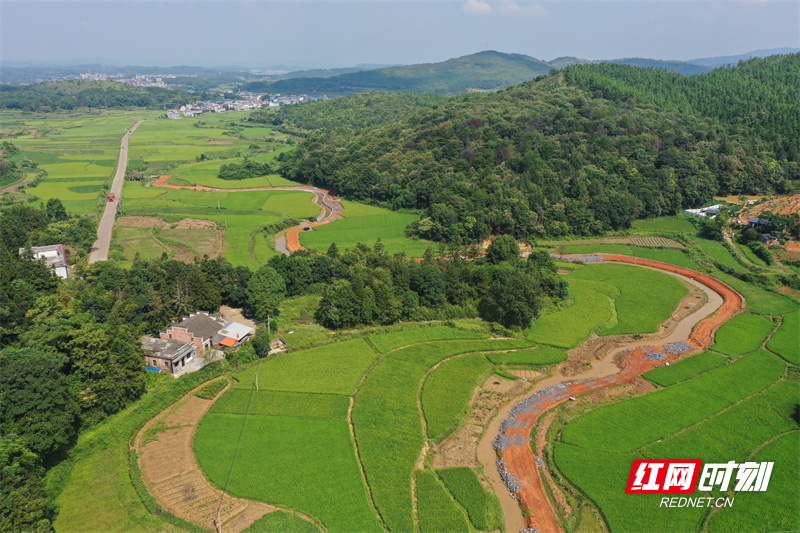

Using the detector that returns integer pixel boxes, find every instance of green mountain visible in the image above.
[277,56,798,243]
[605,58,712,76]
[244,51,556,95]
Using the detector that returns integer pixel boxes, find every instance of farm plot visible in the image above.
[567,263,688,336]
[710,270,797,316]
[211,389,350,419]
[242,511,322,533]
[642,379,799,462]
[643,351,727,387]
[436,467,503,532]
[369,325,489,353]
[352,338,533,533]
[559,350,785,452]
[767,310,800,364]
[485,346,568,366]
[415,470,470,533]
[234,338,379,395]
[195,414,382,533]
[628,235,684,249]
[559,244,699,270]
[422,353,494,441]
[711,313,774,356]
[695,237,750,273]
[299,200,429,257]
[527,279,614,348]
[708,431,800,533]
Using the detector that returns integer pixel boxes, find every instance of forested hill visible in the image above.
[279,66,798,243]
[0,80,193,112]
[563,53,800,160]
[244,51,557,95]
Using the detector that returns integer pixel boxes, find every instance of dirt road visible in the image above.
[88,120,145,263]
[479,255,743,533]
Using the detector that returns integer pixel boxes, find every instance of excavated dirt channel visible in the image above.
[477,255,742,533]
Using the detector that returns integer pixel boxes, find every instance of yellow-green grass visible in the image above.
[734,241,768,266]
[277,295,332,350]
[195,414,383,533]
[300,200,429,257]
[49,365,223,533]
[711,313,774,356]
[422,353,493,441]
[436,468,504,532]
[708,431,800,533]
[369,325,489,353]
[241,510,322,533]
[559,350,785,453]
[710,270,797,316]
[160,227,219,258]
[352,338,533,533]
[115,226,170,261]
[415,470,470,533]
[643,351,728,387]
[485,346,569,366]
[559,244,700,270]
[555,360,794,533]
[211,389,350,419]
[767,310,800,364]
[122,180,165,199]
[694,237,750,273]
[568,263,688,336]
[527,279,614,348]
[234,338,379,396]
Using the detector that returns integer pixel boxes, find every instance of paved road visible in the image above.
[88,120,145,263]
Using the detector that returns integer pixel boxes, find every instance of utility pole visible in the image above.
[267,315,271,335]
[218,198,220,210]
[255,370,259,391]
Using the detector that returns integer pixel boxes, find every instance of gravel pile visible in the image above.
[664,341,692,355]
[493,433,531,451]
[521,529,540,533]
[497,458,521,498]
[500,417,527,432]
[536,456,544,467]
[645,351,667,361]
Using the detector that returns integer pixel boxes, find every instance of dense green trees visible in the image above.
[278,58,797,243]
[1,438,54,533]
[0,80,191,112]
[246,265,286,321]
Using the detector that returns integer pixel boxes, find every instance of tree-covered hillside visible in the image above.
[563,53,800,160]
[244,51,557,95]
[279,65,797,243]
[0,80,192,112]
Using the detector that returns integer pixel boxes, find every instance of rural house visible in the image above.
[159,310,254,354]
[18,244,69,279]
[141,337,197,374]
[160,311,226,355]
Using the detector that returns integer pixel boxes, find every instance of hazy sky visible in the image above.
[2,0,798,68]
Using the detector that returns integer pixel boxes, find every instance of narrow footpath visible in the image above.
[479,254,743,533]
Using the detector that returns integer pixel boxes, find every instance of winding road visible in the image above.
[150,175,342,255]
[88,121,146,263]
[480,254,743,533]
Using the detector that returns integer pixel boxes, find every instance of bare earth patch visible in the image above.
[118,216,165,228]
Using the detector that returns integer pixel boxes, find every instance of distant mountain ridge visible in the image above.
[689,48,800,67]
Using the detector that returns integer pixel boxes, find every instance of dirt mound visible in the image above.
[744,194,800,217]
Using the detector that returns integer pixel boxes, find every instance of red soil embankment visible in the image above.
[501,255,743,533]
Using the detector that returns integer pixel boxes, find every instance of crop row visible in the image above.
[415,470,470,533]
[422,353,493,441]
[643,351,727,387]
[195,414,382,533]
[352,338,533,532]
[560,350,785,452]
[712,312,774,356]
[767,310,799,364]
[436,467,503,532]
[212,389,350,419]
[235,338,379,395]
[369,325,488,354]
[485,346,568,366]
